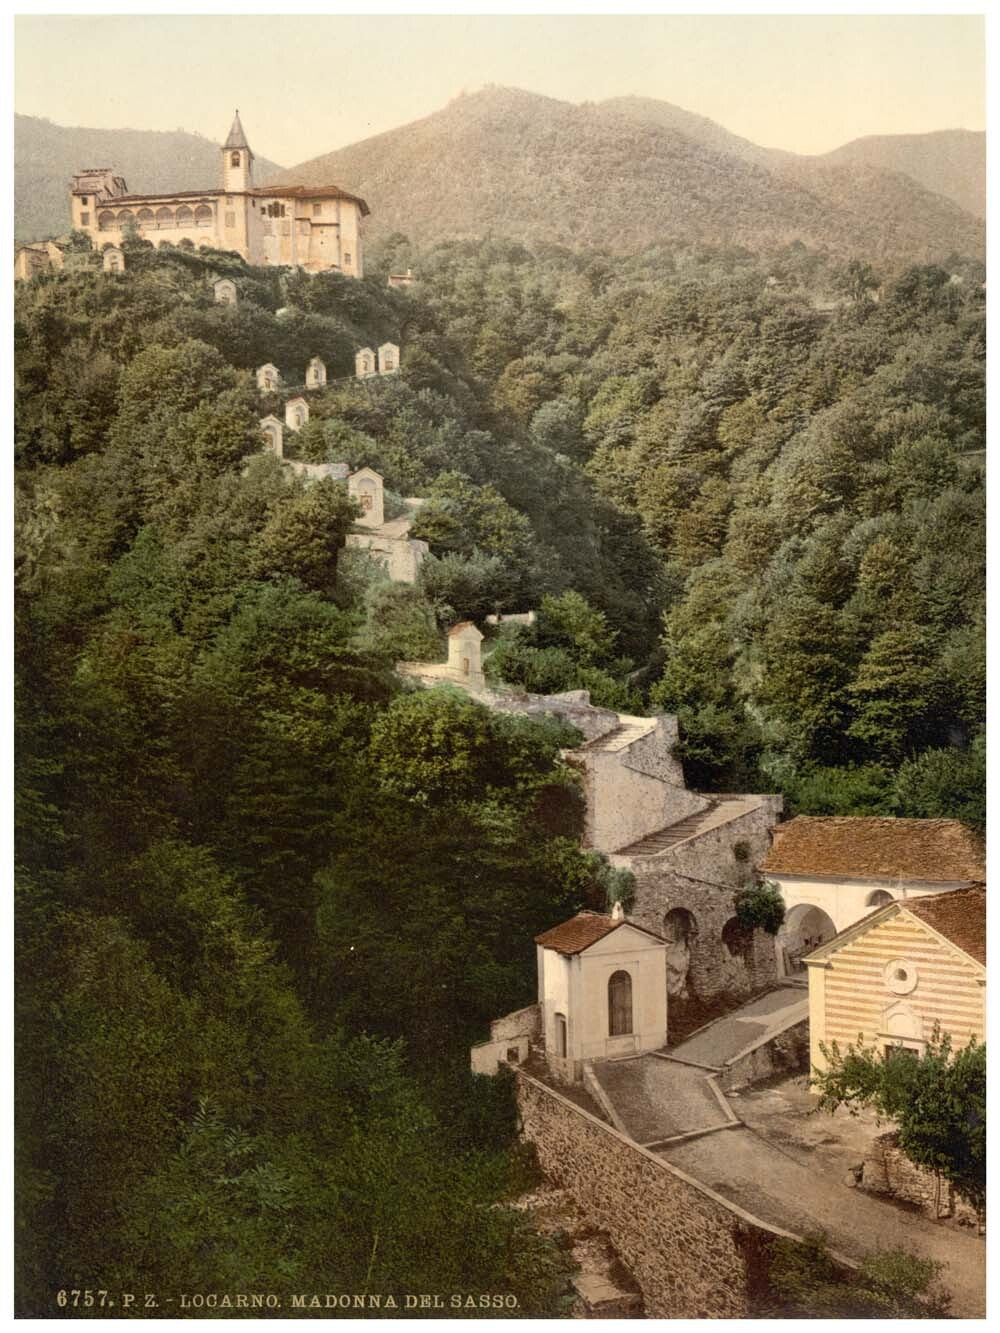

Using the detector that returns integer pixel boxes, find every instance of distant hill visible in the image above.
[265,86,983,266]
[597,94,795,169]
[15,115,284,242]
[599,99,985,222]
[820,130,985,220]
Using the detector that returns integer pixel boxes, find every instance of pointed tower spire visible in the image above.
[222,110,254,191]
[224,110,252,155]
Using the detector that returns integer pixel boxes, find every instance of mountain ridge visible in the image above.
[16,91,985,262]
[263,86,983,266]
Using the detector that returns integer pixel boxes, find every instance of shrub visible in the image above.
[734,879,785,935]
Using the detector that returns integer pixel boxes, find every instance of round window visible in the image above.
[884,958,918,995]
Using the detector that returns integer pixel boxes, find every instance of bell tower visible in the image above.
[222,110,254,192]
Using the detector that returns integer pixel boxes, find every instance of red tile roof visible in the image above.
[534,911,664,955]
[761,817,985,883]
[87,185,370,215]
[903,884,986,966]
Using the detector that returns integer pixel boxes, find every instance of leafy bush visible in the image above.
[764,1231,951,1318]
[734,879,786,935]
[814,1026,986,1212]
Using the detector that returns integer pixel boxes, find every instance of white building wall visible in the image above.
[773,874,972,935]
[540,929,668,1081]
[586,751,707,854]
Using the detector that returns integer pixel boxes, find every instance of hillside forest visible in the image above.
[15,227,985,1313]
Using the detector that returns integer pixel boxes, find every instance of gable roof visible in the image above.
[761,816,984,883]
[535,910,664,956]
[249,184,370,215]
[804,884,986,969]
[903,884,986,966]
[449,621,483,639]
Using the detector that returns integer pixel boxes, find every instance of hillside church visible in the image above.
[68,112,369,275]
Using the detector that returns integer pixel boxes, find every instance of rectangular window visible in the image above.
[555,1014,567,1058]
[225,211,236,229]
[313,202,323,216]
[884,1044,919,1063]
[344,252,352,267]
[80,212,90,226]
[81,197,89,206]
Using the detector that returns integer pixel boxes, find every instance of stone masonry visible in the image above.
[862,1131,982,1229]
[515,1070,781,1317]
[624,798,784,1003]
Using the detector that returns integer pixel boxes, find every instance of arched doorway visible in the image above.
[778,903,838,975]
[607,970,633,1037]
[722,916,754,965]
[663,907,698,999]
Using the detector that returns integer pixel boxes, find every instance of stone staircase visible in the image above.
[584,716,655,752]
[619,795,762,858]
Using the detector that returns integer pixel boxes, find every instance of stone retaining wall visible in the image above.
[628,801,783,1003]
[515,1069,784,1316]
[861,1131,983,1229]
[719,1019,810,1091]
[470,1005,540,1076]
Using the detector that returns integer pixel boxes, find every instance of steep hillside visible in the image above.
[599,99,985,222]
[266,86,983,266]
[598,94,794,169]
[821,130,985,220]
[15,114,284,242]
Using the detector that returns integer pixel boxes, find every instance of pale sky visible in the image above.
[14,14,985,166]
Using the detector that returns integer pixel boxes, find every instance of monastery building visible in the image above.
[68,112,369,275]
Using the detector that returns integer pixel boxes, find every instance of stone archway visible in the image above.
[663,907,698,999]
[778,903,838,975]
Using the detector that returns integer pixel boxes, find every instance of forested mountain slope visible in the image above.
[14,229,984,1308]
[268,86,984,265]
[821,130,985,220]
[600,98,985,220]
[14,113,285,242]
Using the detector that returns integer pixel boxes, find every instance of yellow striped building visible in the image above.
[804,884,985,1074]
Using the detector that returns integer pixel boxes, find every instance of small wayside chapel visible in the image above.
[256,363,281,392]
[536,908,669,1082]
[284,396,309,430]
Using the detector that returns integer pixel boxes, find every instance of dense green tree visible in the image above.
[814,1028,986,1213]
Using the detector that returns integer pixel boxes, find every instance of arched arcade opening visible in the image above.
[777,903,838,975]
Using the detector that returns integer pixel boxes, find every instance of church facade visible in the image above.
[68,112,369,276]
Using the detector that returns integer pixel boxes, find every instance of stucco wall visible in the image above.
[773,873,968,936]
[806,909,985,1074]
[515,1071,782,1317]
[568,933,669,1066]
[470,1004,540,1076]
[584,750,706,854]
